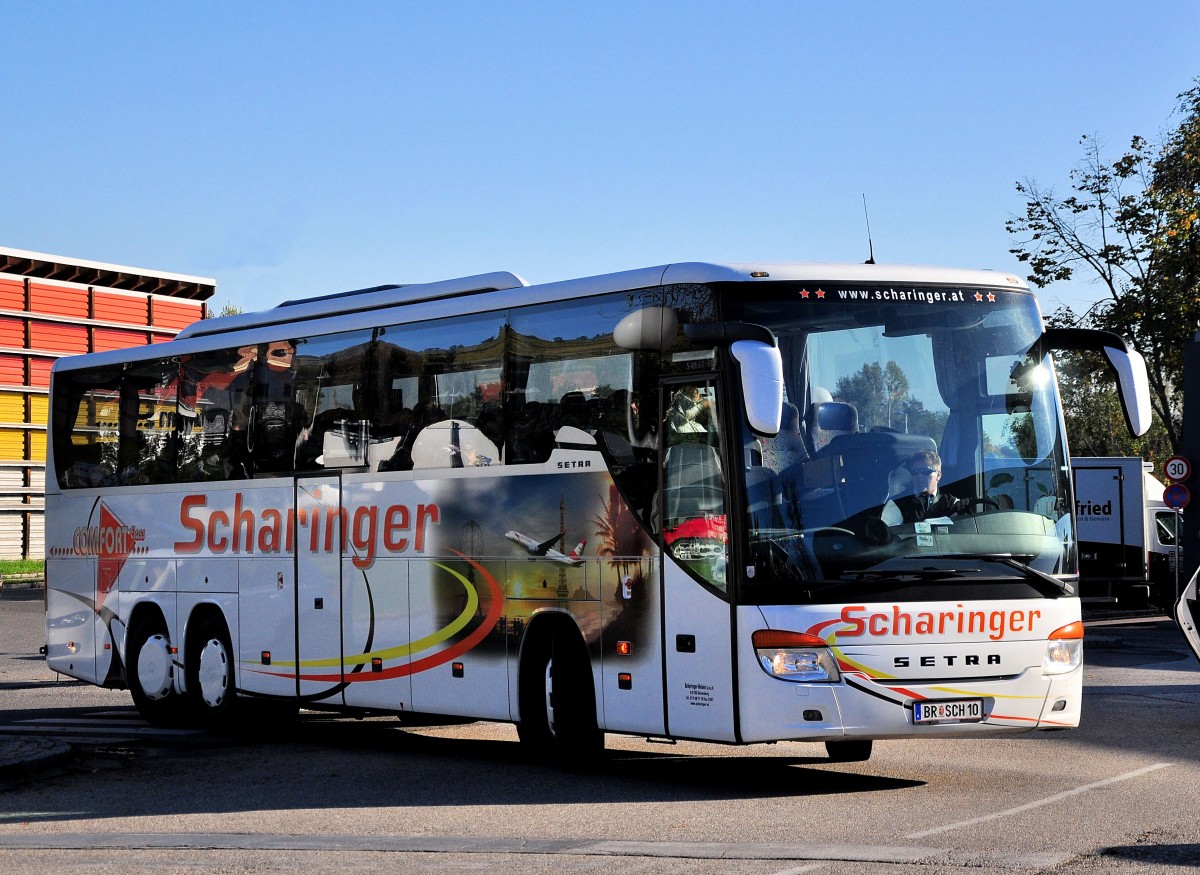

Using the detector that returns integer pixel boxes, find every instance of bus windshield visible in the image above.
[721,281,1075,602]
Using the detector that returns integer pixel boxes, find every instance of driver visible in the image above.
[889,450,969,523]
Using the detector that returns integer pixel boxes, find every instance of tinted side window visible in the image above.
[53,365,122,488]
[53,358,179,488]
[291,329,377,470]
[377,313,505,469]
[179,346,255,480]
[508,293,659,465]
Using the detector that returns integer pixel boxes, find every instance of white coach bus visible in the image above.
[44,262,1150,763]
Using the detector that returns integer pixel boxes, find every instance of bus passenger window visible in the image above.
[291,329,376,470]
[54,366,123,488]
[508,294,646,465]
[249,340,306,476]
[378,314,504,470]
[179,347,255,481]
[119,358,180,485]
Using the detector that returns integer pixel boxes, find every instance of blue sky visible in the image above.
[2,2,1197,317]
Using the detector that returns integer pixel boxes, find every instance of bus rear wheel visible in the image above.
[518,629,603,764]
[186,614,238,726]
[128,615,186,726]
[825,739,873,762]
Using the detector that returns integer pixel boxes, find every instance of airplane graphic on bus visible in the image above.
[505,530,586,566]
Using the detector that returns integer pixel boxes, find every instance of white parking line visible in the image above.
[904,762,1172,839]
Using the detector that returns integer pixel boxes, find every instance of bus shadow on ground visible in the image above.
[4,718,923,824]
[1103,842,1200,867]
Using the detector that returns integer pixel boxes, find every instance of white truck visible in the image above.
[1071,457,1181,608]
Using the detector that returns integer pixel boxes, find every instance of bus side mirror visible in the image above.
[682,323,783,438]
[731,340,784,437]
[614,307,679,353]
[1034,328,1152,437]
[1103,345,1152,437]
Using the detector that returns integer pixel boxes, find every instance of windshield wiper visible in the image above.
[803,568,982,599]
[841,567,980,582]
[900,553,1076,596]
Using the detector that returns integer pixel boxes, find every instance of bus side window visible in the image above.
[379,314,505,470]
[179,347,255,481]
[507,293,651,466]
[248,340,306,476]
[54,365,122,488]
[119,358,180,485]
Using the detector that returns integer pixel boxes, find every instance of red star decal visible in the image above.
[974,292,984,302]
[815,288,826,299]
[800,288,810,299]
[987,292,996,302]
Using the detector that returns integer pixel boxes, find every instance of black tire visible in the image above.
[127,614,187,726]
[825,739,873,762]
[186,613,238,727]
[517,629,603,764]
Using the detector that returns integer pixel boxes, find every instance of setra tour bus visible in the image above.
[45,262,1151,763]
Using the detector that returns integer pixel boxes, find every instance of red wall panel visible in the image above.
[93,290,148,325]
[0,355,24,386]
[0,317,24,348]
[0,279,23,311]
[152,298,203,330]
[93,327,148,352]
[30,283,88,319]
[29,357,52,388]
[30,322,88,354]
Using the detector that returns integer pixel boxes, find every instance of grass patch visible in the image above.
[0,558,44,576]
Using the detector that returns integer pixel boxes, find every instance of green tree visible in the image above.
[205,301,244,318]
[835,361,908,430]
[1040,313,1173,461]
[1006,79,1200,456]
[834,361,947,437]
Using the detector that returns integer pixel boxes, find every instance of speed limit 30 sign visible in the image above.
[1165,455,1192,483]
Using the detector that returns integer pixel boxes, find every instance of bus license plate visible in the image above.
[913,699,983,724]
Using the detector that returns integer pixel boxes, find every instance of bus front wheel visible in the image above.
[186,614,238,726]
[518,630,603,763]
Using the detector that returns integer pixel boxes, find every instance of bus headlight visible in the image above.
[1044,621,1083,675]
[752,630,841,683]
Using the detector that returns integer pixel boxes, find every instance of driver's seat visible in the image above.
[880,465,914,527]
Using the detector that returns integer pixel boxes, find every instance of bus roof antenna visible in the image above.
[862,194,876,264]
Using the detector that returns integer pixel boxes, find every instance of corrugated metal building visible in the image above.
[0,247,214,559]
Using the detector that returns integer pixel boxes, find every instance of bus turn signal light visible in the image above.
[1049,621,1084,639]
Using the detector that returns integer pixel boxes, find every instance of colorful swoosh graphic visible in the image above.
[248,549,506,683]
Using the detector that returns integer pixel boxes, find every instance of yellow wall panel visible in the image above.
[0,429,23,459]
[0,392,22,422]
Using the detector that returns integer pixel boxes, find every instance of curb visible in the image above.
[0,737,72,781]
[0,577,44,591]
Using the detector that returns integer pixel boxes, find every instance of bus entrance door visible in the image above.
[1176,568,1200,663]
[660,377,738,742]
[295,476,345,704]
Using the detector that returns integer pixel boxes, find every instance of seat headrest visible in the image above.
[811,401,858,433]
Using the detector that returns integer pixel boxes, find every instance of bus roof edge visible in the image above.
[176,271,529,340]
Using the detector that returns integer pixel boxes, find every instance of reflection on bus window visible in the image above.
[377,313,505,470]
[179,348,254,480]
